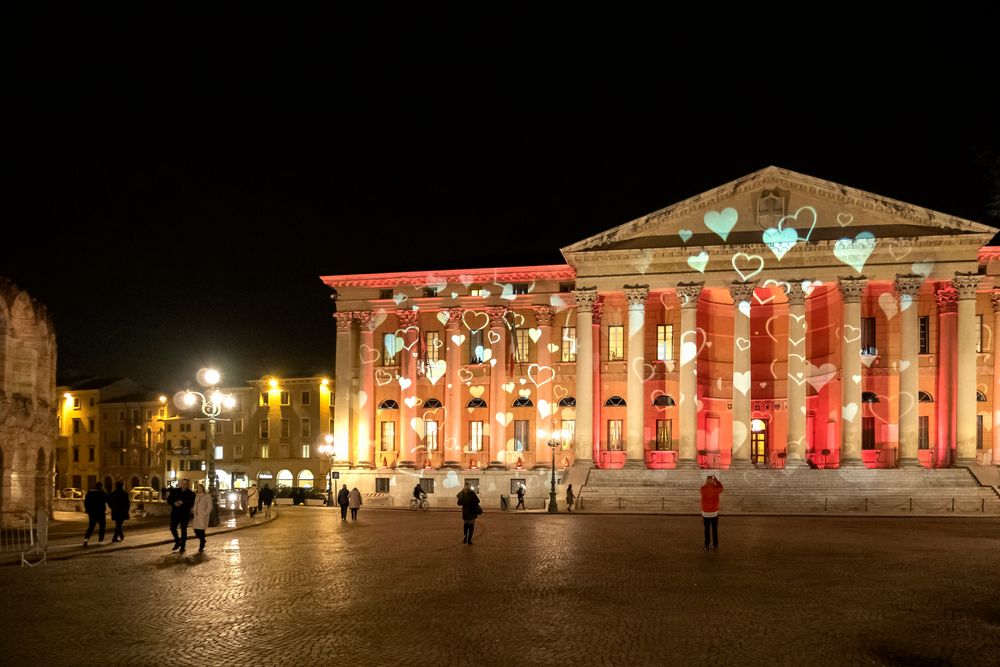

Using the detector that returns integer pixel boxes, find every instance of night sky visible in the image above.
[7,87,999,392]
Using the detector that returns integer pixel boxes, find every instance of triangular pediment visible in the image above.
[561,166,996,255]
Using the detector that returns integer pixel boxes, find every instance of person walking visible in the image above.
[82,481,108,547]
[700,474,725,551]
[515,484,526,510]
[166,479,196,552]
[260,483,274,519]
[457,482,482,545]
[337,484,350,521]
[348,487,363,521]
[108,481,130,543]
[246,484,259,518]
[192,483,213,552]
[566,484,575,512]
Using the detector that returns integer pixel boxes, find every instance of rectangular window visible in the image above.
[89,418,95,433]
[215,422,224,435]
[259,392,267,406]
[375,477,390,493]
[214,446,223,460]
[657,324,674,361]
[280,391,290,406]
[977,314,983,353]
[464,478,481,493]
[234,418,244,435]
[70,397,80,410]
[383,332,399,366]
[469,421,484,451]
[88,397,95,408]
[379,289,393,300]
[145,409,152,421]
[515,328,530,363]
[232,445,243,460]
[560,421,575,449]
[302,444,310,458]
[469,329,484,364]
[329,418,334,435]
[656,419,672,451]
[469,288,484,297]
[425,420,439,451]
[301,391,311,406]
[380,421,396,451]
[281,419,290,438]
[561,327,577,363]
[119,410,125,421]
[512,283,529,295]
[425,331,441,363]
[919,316,930,355]
[608,420,623,451]
[132,410,140,424]
[419,478,435,494]
[918,416,930,450]
[977,414,984,449]
[862,417,875,450]
[608,325,624,361]
[88,447,95,462]
[302,418,311,438]
[513,420,529,451]
[511,478,526,495]
[72,418,81,434]
[260,444,269,459]
[260,420,269,439]
[861,317,877,356]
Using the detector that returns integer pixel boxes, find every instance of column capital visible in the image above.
[591,299,604,325]
[992,290,1000,314]
[728,280,757,304]
[952,272,981,300]
[396,309,421,326]
[333,311,355,333]
[676,282,704,309]
[442,309,463,330]
[354,310,379,331]
[624,285,649,309]
[782,280,807,306]
[936,285,958,314]
[893,273,924,298]
[572,287,599,313]
[532,305,556,326]
[837,276,869,303]
[485,306,508,327]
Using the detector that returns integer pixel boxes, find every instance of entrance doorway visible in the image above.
[751,418,768,466]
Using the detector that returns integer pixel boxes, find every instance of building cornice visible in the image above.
[320,265,575,289]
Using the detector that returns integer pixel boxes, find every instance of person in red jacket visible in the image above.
[700,475,724,551]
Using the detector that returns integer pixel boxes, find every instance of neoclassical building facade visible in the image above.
[322,167,1000,488]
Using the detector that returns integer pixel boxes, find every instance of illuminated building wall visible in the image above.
[323,167,1000,473]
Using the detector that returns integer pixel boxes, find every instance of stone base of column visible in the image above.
[676,458,698,469]
[353,461,375,470]
[624,459,646,469]
[486,461,508,470]
[439,461,462,469]
[397,460,417,469]
[572,458,593,468]
[783,457,807,470]
[954,458,977,468]
[840,457,866,468]
[897,457,921,468]
[729,459,753,469]
[530,463,551,470]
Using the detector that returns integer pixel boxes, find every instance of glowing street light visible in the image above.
[546,429,562,513]
[319,434,336,508]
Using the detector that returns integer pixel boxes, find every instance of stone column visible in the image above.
[838,276,868,467]
[895,274,924,467]
[676,282,704,468]
[396,310,421,469]
[592,299,603,464]
[782,280,808,468]
[486,307,509,470]
[729,281,757,468]
[532,306,556,457]
[442,310,464,469]
[573,288,597,466]
[354,311,377,468]
[993,292,1000,466]
[333,311,355,466]
[936,285,958,467]
[954,272,981,466]
[624,285,649,468]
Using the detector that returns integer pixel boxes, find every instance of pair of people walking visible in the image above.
[83,481,131,546]
[336,484,363,520]
[166,479,212,553]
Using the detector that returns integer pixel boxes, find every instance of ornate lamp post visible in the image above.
[547,430,562,513]
[319,434,336,508]
[175,368,235,527]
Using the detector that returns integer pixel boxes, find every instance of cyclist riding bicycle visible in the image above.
[413,483,424,501]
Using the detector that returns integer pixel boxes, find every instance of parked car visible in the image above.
[61,488,84,499]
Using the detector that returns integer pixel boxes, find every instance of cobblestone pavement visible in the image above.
[2,507,998,666]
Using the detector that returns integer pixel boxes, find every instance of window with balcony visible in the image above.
[608,325,624,361]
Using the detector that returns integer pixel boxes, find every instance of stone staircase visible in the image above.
[576,467,1000,516]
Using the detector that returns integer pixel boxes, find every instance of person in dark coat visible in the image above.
[260,484,275,519]
[166,479,196,553]
[82,481,108,547]
[457,482,483,545]
[515,484,526,510]
[108,481,131,542]
[337,484,350,521]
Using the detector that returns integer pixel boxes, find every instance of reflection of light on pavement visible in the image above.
[224,518,237,528]
[222,538,243,570]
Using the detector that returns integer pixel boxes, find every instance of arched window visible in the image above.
[653,395,676,407]
[378,399,399,410]
[605,396,627,407]
[918,391,934,403]
[558,397,576,407]
[423,398,443,409]
[276,469,294,489]
[298,470,314,488]
[467,398,487,408]
[977,391,987,402]
[861,392,879,403]
[512,397,533,408]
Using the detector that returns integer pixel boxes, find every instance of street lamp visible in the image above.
[319,434,336,508]
[547,429,562,513]
[175,368,235,527]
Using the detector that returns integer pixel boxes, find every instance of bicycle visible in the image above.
[409,493,430,511]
